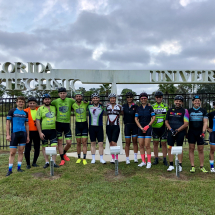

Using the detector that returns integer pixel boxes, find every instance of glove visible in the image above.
[143,125,150,132]
[200,133,205,138]
[171,129,178,136]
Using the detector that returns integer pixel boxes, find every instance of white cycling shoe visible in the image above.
[146,162,151,169]
[126,160,130,164]
[110,159,115,164]
[138,162,146,167]
[167,165,175,172]
[134,158,138,163]
[179,166,182,172]
[211,168,215,172]
[100,159,106,164]
[91,159,95,164]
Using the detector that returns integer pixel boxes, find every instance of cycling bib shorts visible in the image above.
[76,121,88,138]
[10,131,27,148]
[124,123,138,138]
[89,125,104,142]
[56,122,72,140]
[41,129,58,147]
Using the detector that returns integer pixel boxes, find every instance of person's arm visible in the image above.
[177,109,189,133]
[165,120,171,130]
[6,120,11,142]
[135,116,142,130]
[25,121,30,143]
[36,108,45,140]
[207,113,212,133]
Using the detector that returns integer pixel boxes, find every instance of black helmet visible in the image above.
[42,94,51,100]
[126,92,133,97]
[27,97,37,103]
[154,91,163,97]
[139,92,148,99]
[174,95,184,102]
[192,95,201,101]
[58,87,67,93]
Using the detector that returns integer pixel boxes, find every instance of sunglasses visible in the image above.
[156,96,162,98]
[127,96,133,99]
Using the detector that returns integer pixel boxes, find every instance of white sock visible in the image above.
[134,153,137,159]
[46,162,49,164]
[126,157,129,161]
[92,154,95,160]
[100,155,103,160]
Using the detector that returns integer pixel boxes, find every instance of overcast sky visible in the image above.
[0,0,215,94]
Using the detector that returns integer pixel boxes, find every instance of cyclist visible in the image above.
[106,93,122,164]
[122,92,138,164]
[165,95,189,172]
[151,91,168,166]
[135,92,155,169]
[6,96,30,176]
[72,91,90,165]
[188,95,208,173]
[36,94,59,168]
[88,93,106,164]
[207,102,215,172]
[24,97,40,169]
[51,87,75,166]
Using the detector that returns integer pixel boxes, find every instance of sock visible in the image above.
[200,166,203,169]
[170,162,173,166]
[163,157,166,161]
[46,162,49,164]
[63,150,67,155]
[9,164,13,172]
[141,154,145,163]
[111,154,115,159]
[60,154,64,160]
[192,166,195,167]
[147,154,151,163]
[78,154,81,159]
[134,153,137,160]
[83,154,86,159]
[17,162,22,170]
[179,163,182,167]
[210,160,214,168]
[155,157,158,161]
[100,155,103,160]
[116,154,118,160]
[92,154,95,160]
[126,157,129,161]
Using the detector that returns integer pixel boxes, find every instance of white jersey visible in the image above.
[106,104,122,125]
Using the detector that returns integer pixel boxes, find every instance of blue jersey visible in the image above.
[7,108,28,133]
[208,111,215,131]
[135,104,155,126]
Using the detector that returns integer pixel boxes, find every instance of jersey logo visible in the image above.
[45,112,55,118]
[76,108,84,114]
[59,106,69,113]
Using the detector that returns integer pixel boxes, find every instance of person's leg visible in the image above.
[132,136,138,162]
[42,147,49,163]
[24,131,32,166]
[145,138,151,162]
[209,145,215,171]
[198,145,204,167]
[167,131,175,171]
[189,143,195,167]
[8,147,17,174]
[32,131,41,166]
[82,138,88,158]
[63,124,72,161]
[91,142,96,159]
[124,124,131,160]
[56,122,64,161]
[17,145,25,171]
[138,138,146,166]
[76,138,82,157]
[89,125,96,163]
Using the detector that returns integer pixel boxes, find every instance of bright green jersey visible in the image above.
[72,101,90,122]
[151,102,168,128]
[36,105,56,130]
[51,98,75,123]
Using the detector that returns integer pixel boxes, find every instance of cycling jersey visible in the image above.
[106,104,122,125]
[166,107,189,130]
[36,105,56,130]
[7,108,28,133]
[135,104,155,126]
[188,107,208,130]
[208,111,215,131]
[88,104,104,126]
[122,103,138,124]
[51,98,75,123]
[151,102,168,128]
[72,101,90,122]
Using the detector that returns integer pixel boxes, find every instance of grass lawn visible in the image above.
[0,144,215,215]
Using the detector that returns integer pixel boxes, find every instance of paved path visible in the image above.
[66,150,163,162]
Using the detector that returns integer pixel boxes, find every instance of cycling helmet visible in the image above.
[154,91,163,97]
[42,94,51,100]
[58,87,67,93]
[91,93,100,98]
[174,95,184,102]
[27,97,37,103]
[108,93,117,98]
[192,95,201,101]
[126,92,134,97]
[74,91,83,96]
[139,92,148,99]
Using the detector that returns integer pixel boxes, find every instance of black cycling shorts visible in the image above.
[89,125,104,142]
[42,129,58,147]
[138,126,152,138]
[76,121,88,138]
[152,126,167,142]
[106,125,120,143]
[124,123,138,138]
[210,131,215,146]
[56,122,72,140]
[10,131,27,148]
[188,129,204,145]
[167,130,185,147]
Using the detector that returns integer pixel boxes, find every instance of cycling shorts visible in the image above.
[138,126,152,138]
[41,129,58,147]
[209,131,215,145]
[152,126,167,142]
[10,131,27,148]
[167,130,185,147]
[106,125,120,143]
[76,121,88,138]
[56,122,72,140]
[89,125,104,142]
[188,129,204,145]
[124,123,138,138]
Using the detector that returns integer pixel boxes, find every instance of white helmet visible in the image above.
[91,93,100,98]
[108,93,117,98]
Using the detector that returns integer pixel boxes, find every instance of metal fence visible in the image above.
[1,93,215,149]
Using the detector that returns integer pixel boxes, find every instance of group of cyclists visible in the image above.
[5,87,215,176]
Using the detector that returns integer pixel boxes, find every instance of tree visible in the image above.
[99,84,111,96]
[158,83,177,94]
[176,84,192,94]
[6,83,25,98]
[0,84,5,98]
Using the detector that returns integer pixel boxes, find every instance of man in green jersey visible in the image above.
[51,87,75,166]
[72,91,90,165]
[151,91,169,166]
[36,94,59,168]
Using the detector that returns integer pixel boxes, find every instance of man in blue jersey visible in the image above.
[88,93,106,164]
[6,96,30,176]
